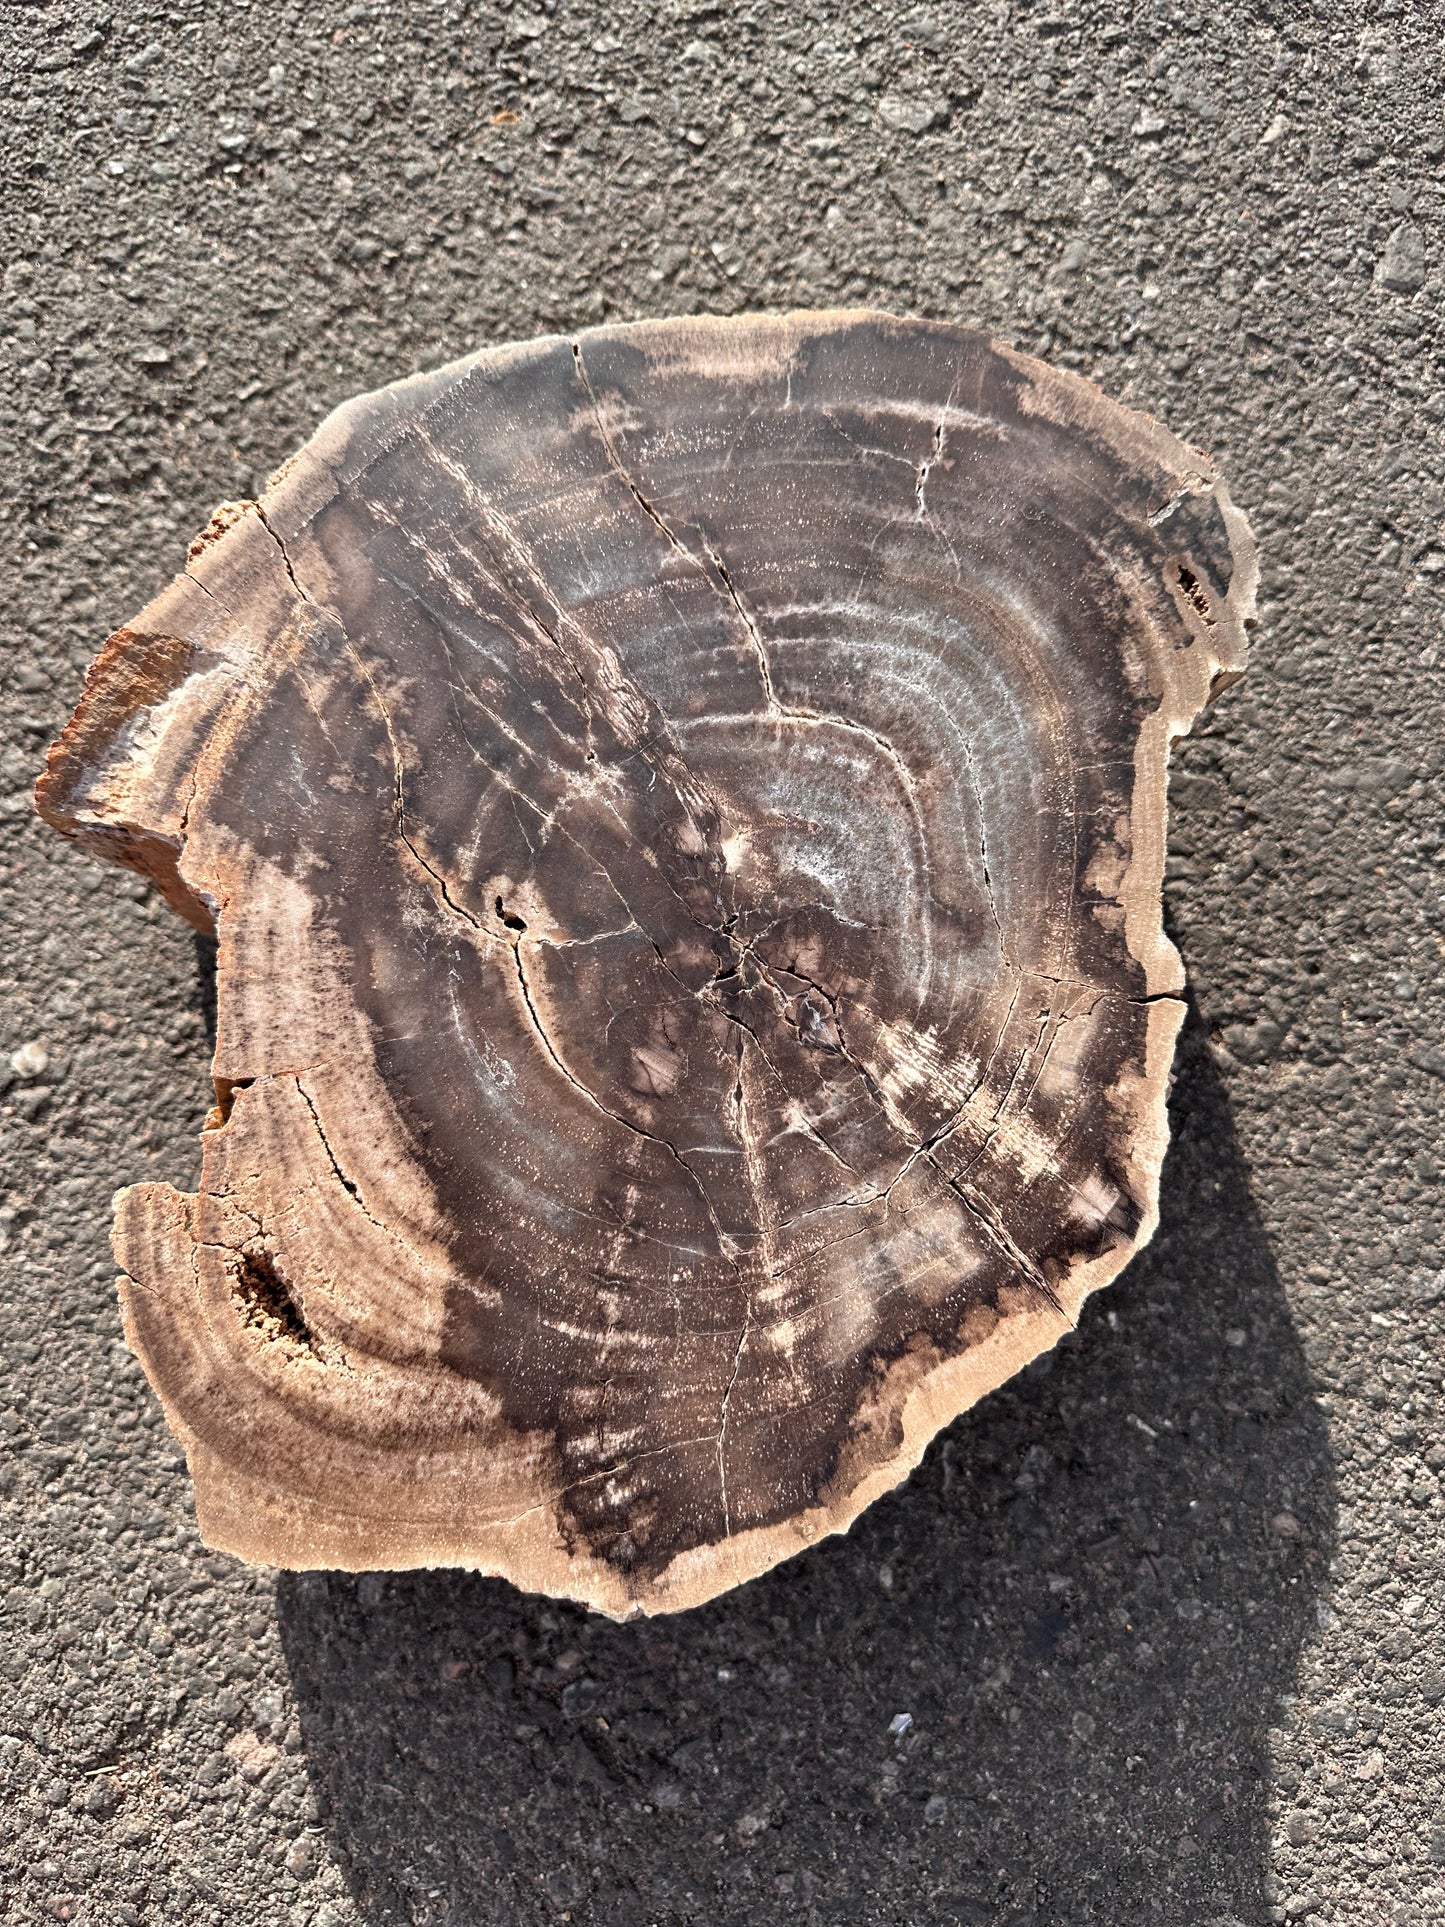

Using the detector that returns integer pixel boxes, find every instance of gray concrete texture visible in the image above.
[0,1,1441,1923]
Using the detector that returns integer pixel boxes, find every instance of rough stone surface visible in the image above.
[0,1,1440,1923]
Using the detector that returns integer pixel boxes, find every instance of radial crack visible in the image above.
[572,340,710,573]
[716,1306,751,1540]
[914,408,946,521]
[295,1079,374,1224]
[954,729,1006,959]
[751,943,919,1154]
[571,341,787,720]
[866,972,1027,1207]
[707,543,782,714]
[930,1155,1066,1317]
[509,933,739,1266]
[253,502,310,604]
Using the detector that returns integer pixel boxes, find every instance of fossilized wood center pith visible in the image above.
[37,313,1254,1615]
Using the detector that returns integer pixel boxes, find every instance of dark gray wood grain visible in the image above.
[37,312,1255,1615]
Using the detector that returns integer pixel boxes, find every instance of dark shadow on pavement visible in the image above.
[278,1006,1335,1927]
[192,932,220,1052]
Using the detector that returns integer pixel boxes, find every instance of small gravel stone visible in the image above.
[284,1835,320,1879]
[878,93,946,134]
[544,1867,578,1909]
[561,1677,600,1718]
[84,1780,119,1819]
[9,1040,48,1078]
[1222,1017,1286,1063]
[1375,223,1427,294]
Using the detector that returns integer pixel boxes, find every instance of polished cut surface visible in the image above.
[37,311,1255,1615]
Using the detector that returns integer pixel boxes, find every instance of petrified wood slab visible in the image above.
[38,312,1255,1617]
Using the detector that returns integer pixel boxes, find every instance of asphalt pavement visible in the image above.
[1,3,1442,1924]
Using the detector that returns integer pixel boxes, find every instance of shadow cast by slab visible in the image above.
[192,933,219,1050]
[278,1010,1335,1927]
